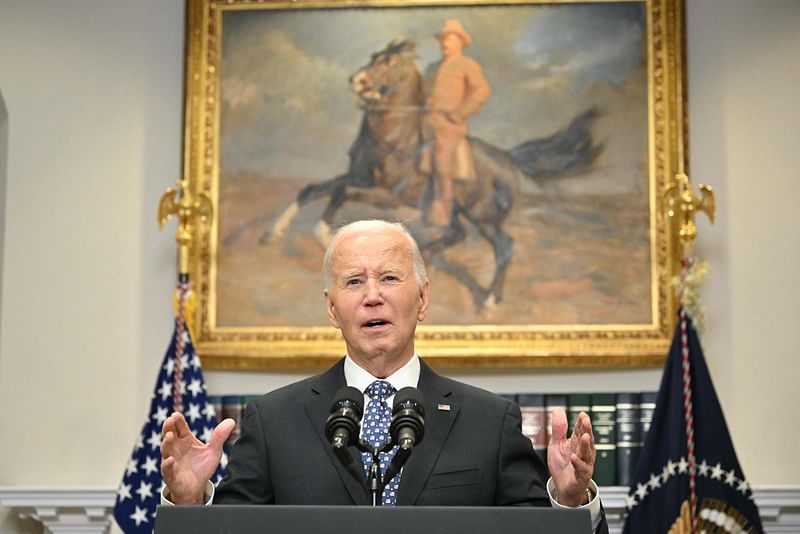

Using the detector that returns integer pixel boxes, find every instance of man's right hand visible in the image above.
[160,412,235,504]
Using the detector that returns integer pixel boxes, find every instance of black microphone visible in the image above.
[325,386,364,465]
[390,387,425,450]
[382,387,425,493]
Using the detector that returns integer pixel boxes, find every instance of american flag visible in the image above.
[113,284,227,533]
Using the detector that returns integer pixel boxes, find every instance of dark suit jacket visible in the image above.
[215,358,607,531]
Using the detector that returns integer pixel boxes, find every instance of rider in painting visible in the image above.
[422,19,491,227]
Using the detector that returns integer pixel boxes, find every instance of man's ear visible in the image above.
[417,279,430,322]
[324,289,340,329]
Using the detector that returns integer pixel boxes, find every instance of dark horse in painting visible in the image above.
[264,39,599,311]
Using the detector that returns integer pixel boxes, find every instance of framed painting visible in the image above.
[181,0,688,369]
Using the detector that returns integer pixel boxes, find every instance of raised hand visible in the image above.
[547,408,596,507]
[160,412,235,504]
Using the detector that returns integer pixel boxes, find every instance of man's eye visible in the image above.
[382,275,399,283]
[346,279,362,286]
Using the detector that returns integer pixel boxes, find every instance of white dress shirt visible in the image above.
[343,352,420,417]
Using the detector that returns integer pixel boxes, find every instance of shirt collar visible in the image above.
[343,353,420,394]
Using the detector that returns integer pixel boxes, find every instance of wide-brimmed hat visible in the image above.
[436,19,472,47]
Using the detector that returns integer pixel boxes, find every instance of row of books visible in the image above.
[502,392,657,487]
[209,391,657,488]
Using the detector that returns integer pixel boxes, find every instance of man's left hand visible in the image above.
[547,408,596,507]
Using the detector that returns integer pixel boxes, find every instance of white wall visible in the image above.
[0,89,7,369]
[0,0,797,531]
[687,0,800,485]
[0,1,182,531]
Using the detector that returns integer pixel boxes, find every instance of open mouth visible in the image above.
[363,319,389,328]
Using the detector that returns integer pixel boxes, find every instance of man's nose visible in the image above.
[363,279,383,305]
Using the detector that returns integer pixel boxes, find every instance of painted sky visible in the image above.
[218,3,646,185]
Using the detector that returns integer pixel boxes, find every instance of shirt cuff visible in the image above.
[546,478,601,532]
[160,480,215,506]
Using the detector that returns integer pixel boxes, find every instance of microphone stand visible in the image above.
[357,439,397,507]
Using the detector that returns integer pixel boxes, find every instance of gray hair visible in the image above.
[323,220,427,290]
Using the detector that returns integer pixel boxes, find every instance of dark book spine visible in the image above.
[639,391,658,441]
[590,393,617,487]
[518,394,547,463]
[615,392,641,487]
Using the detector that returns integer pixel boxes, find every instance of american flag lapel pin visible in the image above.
[437,403,451,411]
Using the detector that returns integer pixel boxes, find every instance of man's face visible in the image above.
[324,228,429,376]
[439,33,464,57]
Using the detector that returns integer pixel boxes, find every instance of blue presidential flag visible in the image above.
[114,285,227,533]
[623,310,763,533]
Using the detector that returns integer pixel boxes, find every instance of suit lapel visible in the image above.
[304,359,370,505]
[396,360,458,505]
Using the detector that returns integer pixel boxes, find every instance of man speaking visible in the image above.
[160,220,607,532]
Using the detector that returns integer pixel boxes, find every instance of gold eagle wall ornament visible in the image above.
[158,179,213,276]
[665,172,716,250]
[664,172,715,329]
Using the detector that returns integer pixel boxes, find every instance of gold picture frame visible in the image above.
[181,0,687,369]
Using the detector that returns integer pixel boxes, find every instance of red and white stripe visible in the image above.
[172,282,190,413]
[680,258,698,532]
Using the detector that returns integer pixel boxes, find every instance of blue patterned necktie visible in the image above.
[361,380,400,505]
